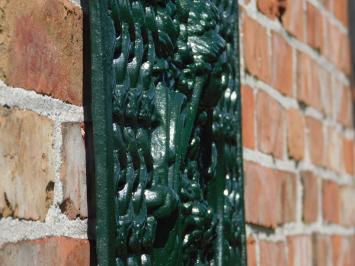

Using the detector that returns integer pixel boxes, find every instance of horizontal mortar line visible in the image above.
[246,223,355,242]
[242,75,355,137]
[0,217,88,245]
[241,5,351,84]
[243,148,355,184]
[0,81,84,123]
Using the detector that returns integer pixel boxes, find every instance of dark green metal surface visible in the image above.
[89,0,246,265]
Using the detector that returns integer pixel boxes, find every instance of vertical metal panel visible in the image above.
[89,1,247,265]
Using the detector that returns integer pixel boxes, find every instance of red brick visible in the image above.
[327,127,342,173]
[287,108,305,161]
[287,235,313,266]
[312,234,331,266]
[322,180,340,223]
[278,170,297,223]
[306,117,325,167]
[0,107,55,221]
[257,0,286,19]
[306,3,324,51]
[319,69,332,117]
[335,85,353,128]
[301,171,319,223]
[342,137,354,175]
[247,236,257,266]
[0,0,83,105]
[242,85,255,149]
[339,185,355,227]
[333,0,349,27]
[60,123,87,220]
[331,235,355,266]
[271,33,293,96]
[283,0,305,41]
[244,161,281,228]
[242,15,271,83]
[256,91,286,159]
[323,20,351,75]
[0,237,90,266]
[297,53,323,111]
[259,241,286,266]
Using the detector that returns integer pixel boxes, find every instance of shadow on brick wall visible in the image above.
[81,0,97,265]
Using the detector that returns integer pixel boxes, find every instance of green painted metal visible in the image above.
[90,0,246,265]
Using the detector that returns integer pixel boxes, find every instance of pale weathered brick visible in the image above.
[60,123,87,220]
[0,107,55,221]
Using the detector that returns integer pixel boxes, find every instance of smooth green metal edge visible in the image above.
[89,0,116,265]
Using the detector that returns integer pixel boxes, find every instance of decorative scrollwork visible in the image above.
[91,0,246,265]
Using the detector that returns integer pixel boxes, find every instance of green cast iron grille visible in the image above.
[89,0,246,265]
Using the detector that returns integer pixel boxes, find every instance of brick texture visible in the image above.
[0,237,91,266]
[60,123,88,220]
[242,15,271,83]
[259,241,286,266]
[242,0,355,265]
[242,85,255,149]
[0,0,83,105]
[301,171,318,223]
[287,108,305,161]
[0,107,55,221]
[256,91,286,159]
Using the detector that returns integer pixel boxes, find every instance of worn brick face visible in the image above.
[244,161,281,228]
[287,108,305,161]
[297,53,323,111]
[301,171,318,223]
[60,123,87,220]
[0,107,55,221]
[242,85,255,149]
[331,235,355,266]
[271,33,293,96]
[0,237,91,266]
[256,91,286,159]
[279,170,297,223]
[312,234,331,266]
[323,20,351,75]
[306,117,325,167]
[259,241,286,266]
[322,180,340,223]
[0,0,83,105]
[335,85,353,128]
[306,3,324,51]
[339,186,355,227]
[242,15,271,83]
[247,236,257,266]
[287,236,313,266]
[283,0,305,41]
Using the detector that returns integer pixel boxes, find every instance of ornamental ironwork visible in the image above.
[89,0,246,265]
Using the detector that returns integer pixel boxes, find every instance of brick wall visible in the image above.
[240,0,355,265]
[0,0,354,265]
[0,0,90,264]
